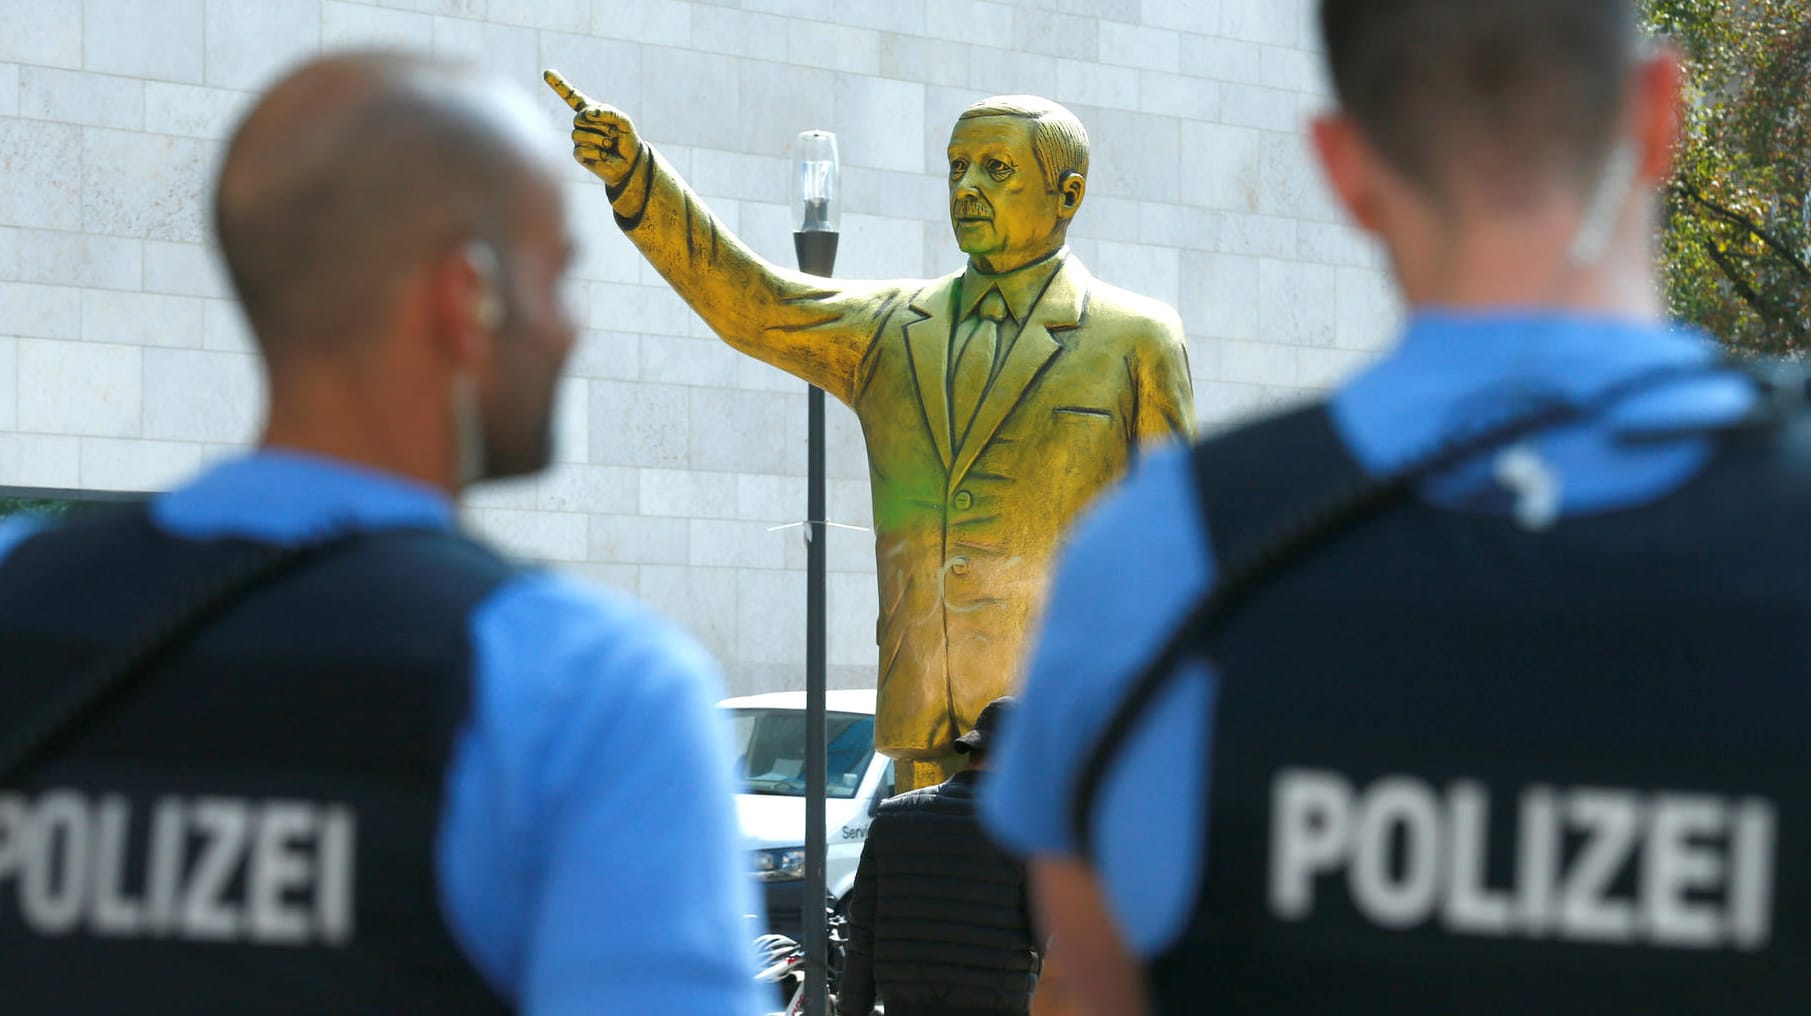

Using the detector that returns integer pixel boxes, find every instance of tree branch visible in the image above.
[1703,237,1807,349]
[1673,179,1811,281]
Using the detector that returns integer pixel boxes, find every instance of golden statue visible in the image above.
[546,70,1195,789]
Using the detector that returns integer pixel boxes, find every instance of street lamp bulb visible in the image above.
[796,130,840,234]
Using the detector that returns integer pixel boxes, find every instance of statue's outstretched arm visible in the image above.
[547,70,898,404]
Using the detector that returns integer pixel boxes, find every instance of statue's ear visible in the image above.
[1055,172,1086,219]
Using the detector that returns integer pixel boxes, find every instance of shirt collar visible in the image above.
[1331,309,1737,474]
[959,248,1068,323]
[152,449,456,545]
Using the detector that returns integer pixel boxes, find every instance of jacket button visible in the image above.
[953,490,974,511]
[949,556,969,576]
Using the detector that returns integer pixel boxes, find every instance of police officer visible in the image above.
[984,1,1811,1012]
[0,54,761,1014]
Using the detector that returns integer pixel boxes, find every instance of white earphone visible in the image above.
[466,241,505,331]
[1567,139,1640,268]
[1496,137,1643,532]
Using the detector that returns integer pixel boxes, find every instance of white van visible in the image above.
[721,690,894,937]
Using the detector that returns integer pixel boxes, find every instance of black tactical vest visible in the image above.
[1123,403,1811,1013]
[0,507,516,1015]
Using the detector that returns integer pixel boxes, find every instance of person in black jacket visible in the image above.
[840,697,1042,1016]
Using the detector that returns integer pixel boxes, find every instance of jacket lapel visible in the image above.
[948,259,1088,491]
[901,273,960,472]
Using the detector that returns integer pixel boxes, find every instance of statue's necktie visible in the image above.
[953,289,1011,441]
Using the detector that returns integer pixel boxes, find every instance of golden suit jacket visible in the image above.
[611,148,1196,758]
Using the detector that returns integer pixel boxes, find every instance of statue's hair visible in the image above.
[958,95,1090,191]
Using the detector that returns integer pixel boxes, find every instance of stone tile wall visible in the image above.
[0,0,1400,694]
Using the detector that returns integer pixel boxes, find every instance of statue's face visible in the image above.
[947,116,1067,273]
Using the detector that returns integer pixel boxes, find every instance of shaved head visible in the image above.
[215,52,556,355]
[1318,0,1639,198]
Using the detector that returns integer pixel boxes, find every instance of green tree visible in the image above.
[1646,0,1811,354]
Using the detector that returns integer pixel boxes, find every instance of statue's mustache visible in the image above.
[952,199,991,219]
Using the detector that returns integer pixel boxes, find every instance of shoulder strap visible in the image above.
[1065,401,1373,851]
[0,517,440,787]
[1067,359,1770,854]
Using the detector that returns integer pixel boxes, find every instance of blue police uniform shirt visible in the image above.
[0,452,764,1016]
[979,311,1756,957]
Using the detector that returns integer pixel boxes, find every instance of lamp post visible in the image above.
[793,129,838,1016]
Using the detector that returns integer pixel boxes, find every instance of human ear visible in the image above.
[1311,113,1385,236]
[1055,172,1086,220]
[430,243,501,373]
[1631,44,1686,186]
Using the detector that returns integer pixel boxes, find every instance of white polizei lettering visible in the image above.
[1559,790,1641,943]
[1348,778,1441,928]
[1269,770,1353,919]
[1727,799,1777,949]
[317,807,356,945]
[21,792,89,935]
[248,802,314,945]
[1640,795,1725,948]
[1441,781,1512,935]
[182,799,249,941]
[1514,786,1559,937]
[2,791,361,946]
[89,796,143,936]
[0,794,23,881]
[144,797,185,937]
[1266,772,1782,952]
